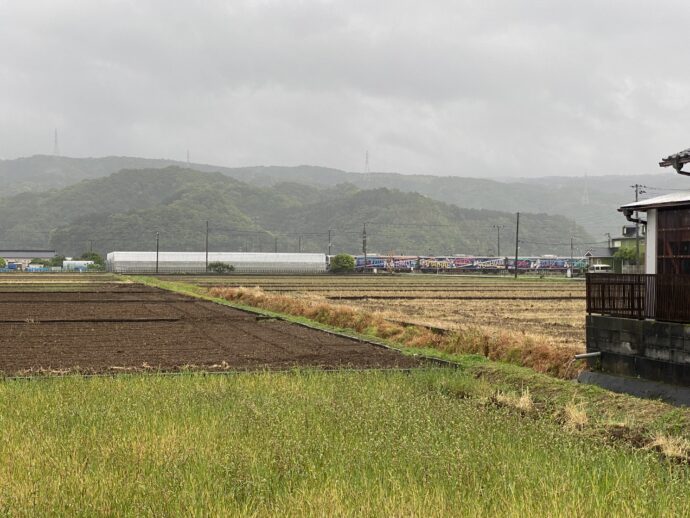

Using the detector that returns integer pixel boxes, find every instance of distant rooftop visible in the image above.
[584,246,614,258]
[0,250,56,259]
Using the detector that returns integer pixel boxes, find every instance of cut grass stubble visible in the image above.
[210,286,584,378]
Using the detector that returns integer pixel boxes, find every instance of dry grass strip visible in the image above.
[209,287,584,378]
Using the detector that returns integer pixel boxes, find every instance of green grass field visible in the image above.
[1,370,689,516]
[1,273,689,515]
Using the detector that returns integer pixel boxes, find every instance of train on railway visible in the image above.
[352,255,588,273]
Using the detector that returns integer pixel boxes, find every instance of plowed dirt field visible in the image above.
[0,281,422,375]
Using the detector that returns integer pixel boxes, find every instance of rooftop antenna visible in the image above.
[365,150,370,173]
[53,128,60,156]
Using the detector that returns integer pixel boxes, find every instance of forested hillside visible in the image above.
[3,155,685,238]
[0,167,591,257]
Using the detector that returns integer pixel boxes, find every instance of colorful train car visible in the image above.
[353,255,587,273]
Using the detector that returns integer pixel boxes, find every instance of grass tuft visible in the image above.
[648,433,690,461]
[492,388,535,415]
[563,401,588,431]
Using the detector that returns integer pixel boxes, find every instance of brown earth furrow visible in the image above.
[0,282,424,375]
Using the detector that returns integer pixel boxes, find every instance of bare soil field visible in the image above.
[0,276,423,375]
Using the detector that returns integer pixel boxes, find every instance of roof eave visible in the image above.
[618,200,690,212]
[659,157,690,168]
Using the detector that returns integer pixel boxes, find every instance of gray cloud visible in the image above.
[1,0,689,177]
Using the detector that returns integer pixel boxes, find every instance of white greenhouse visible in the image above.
[106,251,328,274]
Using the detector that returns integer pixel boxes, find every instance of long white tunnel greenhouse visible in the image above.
[106,252,328,274]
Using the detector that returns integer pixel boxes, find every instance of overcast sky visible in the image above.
[1,0,689,177]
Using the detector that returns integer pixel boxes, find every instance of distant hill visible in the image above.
[4,154,683,239]
[0,167,591,257]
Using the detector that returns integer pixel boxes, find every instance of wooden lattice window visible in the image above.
[657,207,690,275]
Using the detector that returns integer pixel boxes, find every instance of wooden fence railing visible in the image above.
[586,273,690,323]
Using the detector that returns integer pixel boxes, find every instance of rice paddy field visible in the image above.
[3,272,690,515]
[177,274,585,347]
[178,274,587,375]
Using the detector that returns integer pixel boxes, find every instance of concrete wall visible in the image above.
[586,315,690,386]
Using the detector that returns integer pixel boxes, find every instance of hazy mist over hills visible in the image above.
[3,154,688,243]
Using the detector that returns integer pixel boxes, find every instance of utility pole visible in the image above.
[630,184,645,268]
[570,236,574,274]
[328,229,332,256]
[362,223,367,273]
[492,225,504,256]
[298,235,302,253]
[514,213,520,279]
[155,231,160,274]
[205,220,209,272]
[274,236,278,253]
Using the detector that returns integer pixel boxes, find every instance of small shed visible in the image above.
[63,260,94,272]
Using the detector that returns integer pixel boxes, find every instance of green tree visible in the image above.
[614,246,643,264]
[80,251,105,267]
[0,257,5,268]
[46,256,66,267]
[207,262,235,274]
[330,254,355,273]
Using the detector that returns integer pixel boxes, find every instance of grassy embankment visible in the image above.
[1,372,690,515]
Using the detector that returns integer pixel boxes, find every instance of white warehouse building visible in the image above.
[106,251,328,274]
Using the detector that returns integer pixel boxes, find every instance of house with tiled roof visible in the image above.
[585,148,690,395]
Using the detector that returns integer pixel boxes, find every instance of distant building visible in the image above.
[63,260,94,272]
[583,246,615,269]
[106,251,328,274]
[611,224,645,249]
[583,225,644,273]
[0,250,56,270]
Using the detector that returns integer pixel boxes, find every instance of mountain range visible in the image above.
[3,154,688,242]
[0,165,591,257]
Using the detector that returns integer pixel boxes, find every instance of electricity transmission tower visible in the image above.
[53,129,60,156]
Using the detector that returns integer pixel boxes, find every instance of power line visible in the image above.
[520,239,610,246]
